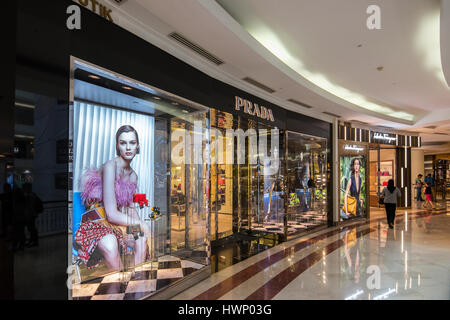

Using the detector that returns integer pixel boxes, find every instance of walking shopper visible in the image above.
[380,179,402,229]
[23,183,43,247]
[424,174,435,200]
[424,182,435,210]
[415,174,424,202]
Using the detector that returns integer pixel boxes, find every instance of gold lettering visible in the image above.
[260,106,267,119]
[90,0,98,13]
[246,101,254,115]
[253,103,260,118]
[267,109,274,122]
[105,9,113,22]
[78,0,89,6]
[234,96,275,121]
[235,96,244,111]
[243,99,248,113]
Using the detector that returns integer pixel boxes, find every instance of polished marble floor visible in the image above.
[172,201,450,300]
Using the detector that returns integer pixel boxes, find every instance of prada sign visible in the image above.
[76,0,113,22]
[235,96,275,122]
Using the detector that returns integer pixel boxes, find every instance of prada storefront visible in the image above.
[3,1,331,299]
[208,95,331,272]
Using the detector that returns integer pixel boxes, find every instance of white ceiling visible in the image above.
[104,0,450,154]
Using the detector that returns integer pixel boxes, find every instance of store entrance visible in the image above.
[369,144,397,211]
[210,110,281,272]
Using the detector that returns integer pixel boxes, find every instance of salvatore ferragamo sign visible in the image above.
[235,96,275,122]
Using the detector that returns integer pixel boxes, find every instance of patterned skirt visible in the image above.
[74,219,127,269]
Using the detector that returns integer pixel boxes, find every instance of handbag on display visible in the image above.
[342,195,357,216]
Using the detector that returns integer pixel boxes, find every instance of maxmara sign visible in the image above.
[235,96,275,122]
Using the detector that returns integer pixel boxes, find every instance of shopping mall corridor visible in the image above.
[172,202,450,300]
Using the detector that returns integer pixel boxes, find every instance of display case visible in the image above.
[69,59,210,299]
[285,131,328,238]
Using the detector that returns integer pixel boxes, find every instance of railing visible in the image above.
[36,201,67,237]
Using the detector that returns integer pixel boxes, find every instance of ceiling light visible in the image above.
[15,102,35,109]
[182,110,189,113]
[172,102,179,106]
[245,25,415,122]
[122,86,132,90]
[154,96,161,100]
[88,74,101,80]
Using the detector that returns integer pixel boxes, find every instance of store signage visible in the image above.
[75,0,113,22]
[344,144,365,153]
[373,133,397,143]
[235,96,275,122]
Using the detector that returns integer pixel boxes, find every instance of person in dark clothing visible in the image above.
[424,174,435,201]
[0,184,13,237]
[12,187,26,251]
[424,174,434,187]
[380,179,402,229]
[22,183,42,247]
[424,182,434,210]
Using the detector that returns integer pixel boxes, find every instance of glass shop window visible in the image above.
[285,131,328,238]
[69,59,210,299]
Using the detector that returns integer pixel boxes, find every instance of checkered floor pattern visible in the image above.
[242,211,328,235]
[71,255,205,300]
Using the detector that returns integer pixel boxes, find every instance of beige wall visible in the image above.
[411,148,425,187]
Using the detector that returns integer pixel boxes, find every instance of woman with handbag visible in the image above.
[380,179,401,229]
[344,158,362,218]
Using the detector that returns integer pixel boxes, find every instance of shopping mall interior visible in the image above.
[1,0,450,301]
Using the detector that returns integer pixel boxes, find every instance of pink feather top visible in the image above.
[81,169,137,208]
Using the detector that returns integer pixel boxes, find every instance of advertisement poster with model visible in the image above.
[71,102,155,281]
[340,156,366,221]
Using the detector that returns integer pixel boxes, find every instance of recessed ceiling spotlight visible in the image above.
[182,110,189,113]
[88,74,101,79]
[172,102,179,106]
[122,86,132,90]
[377,66,384,71]
[154,96,161,100]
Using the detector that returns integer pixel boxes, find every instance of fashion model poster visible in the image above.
[71,101,155,280]
[340,156,366,221]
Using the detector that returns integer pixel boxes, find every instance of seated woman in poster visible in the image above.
[344,158,363,218]
[75,125,149,271]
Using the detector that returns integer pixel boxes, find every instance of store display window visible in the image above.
[369,148,396,207]
[285,131,328,238]
[339,142,369,221]
[69,59,210,299]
